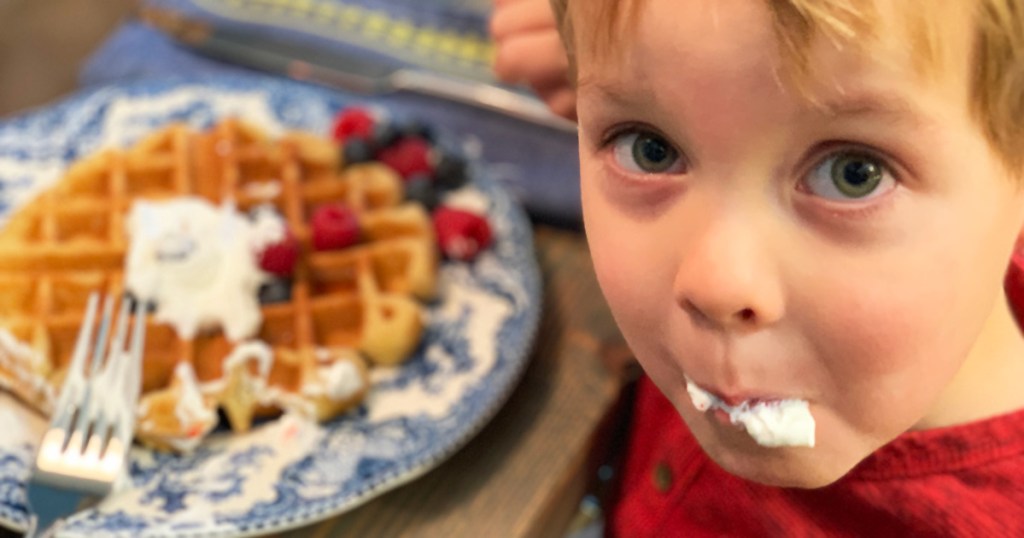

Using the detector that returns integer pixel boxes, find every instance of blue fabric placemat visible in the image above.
[80,0,582,226]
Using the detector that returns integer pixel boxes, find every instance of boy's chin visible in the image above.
[722,460,848,489]
[697,435,857,489]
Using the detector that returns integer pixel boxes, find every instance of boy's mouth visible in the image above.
[684,376,816,448]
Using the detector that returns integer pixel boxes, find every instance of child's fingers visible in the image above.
[492,0,535,8]
[489,0,573,119]
[539,86,577,121]
[492,31,568,86]
[490,0,557,40]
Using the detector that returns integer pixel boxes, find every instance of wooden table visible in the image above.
[277,226,629,538]
[0,0,133,117]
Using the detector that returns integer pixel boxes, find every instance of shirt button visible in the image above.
[652,461,673,493]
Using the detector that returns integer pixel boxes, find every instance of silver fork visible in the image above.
[26,292,146,537]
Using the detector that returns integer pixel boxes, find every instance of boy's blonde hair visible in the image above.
[551,0,1024,173]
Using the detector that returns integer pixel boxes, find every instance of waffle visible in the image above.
[0,119,438,452]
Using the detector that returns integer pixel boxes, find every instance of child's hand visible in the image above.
[490,0,576,120]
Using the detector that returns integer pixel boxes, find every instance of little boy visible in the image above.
[494,0,1024,534]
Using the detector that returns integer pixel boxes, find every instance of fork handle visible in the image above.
[26,482,87,537]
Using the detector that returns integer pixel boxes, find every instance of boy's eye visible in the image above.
[804,151,895,201]
[611,131,686,174]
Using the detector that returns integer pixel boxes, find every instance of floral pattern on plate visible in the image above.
[0,73,541,537]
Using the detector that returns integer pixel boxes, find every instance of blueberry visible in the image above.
[434,153,469,190]
[398,121,435,142]
[123,291,157,314]
[370,123,400,150]
[341,138,374,165]
[405,174,439,210]
[258,279,293,304]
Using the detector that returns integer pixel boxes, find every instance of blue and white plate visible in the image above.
[0,74,541,537]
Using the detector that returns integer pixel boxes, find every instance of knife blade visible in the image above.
[138,6,578,133]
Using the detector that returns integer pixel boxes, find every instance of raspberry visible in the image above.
[311,204,360,251]
[376,137,434,180]
[331,107,375,143]
[258,228,300,277]
[433,207,493,261]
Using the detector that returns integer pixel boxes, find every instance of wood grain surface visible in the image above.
[0,0,133,117]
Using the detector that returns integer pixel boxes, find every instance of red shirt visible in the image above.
[608,257,1024,536]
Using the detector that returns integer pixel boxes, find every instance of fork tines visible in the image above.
[28,291,146,532]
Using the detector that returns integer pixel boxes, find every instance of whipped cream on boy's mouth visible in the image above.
[685,375,816,448]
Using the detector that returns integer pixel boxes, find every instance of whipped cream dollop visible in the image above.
[685,376,816,448]
[161,361,217,453]
[303,348,365,401]
[0,328,56,411]
[173,361,216,428]
[442,186,490,215]
[223,340,275,381]
[125,197,280,341]
[303,360,363,401]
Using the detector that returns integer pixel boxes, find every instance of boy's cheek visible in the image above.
[589,238,666,327]
[799,250,992,427]
[585,206,675,314]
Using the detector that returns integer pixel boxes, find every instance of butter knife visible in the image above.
[138,7,578,133]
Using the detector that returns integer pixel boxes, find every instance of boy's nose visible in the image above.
[672,210,785,332]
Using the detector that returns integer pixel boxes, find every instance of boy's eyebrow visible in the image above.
[578,75,928,128]
[816,90,922,124]
[575,76,639,104]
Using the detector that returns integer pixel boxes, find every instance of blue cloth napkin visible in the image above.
[80,0,582,227]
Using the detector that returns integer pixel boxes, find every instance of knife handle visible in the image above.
[389,70,578,134]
